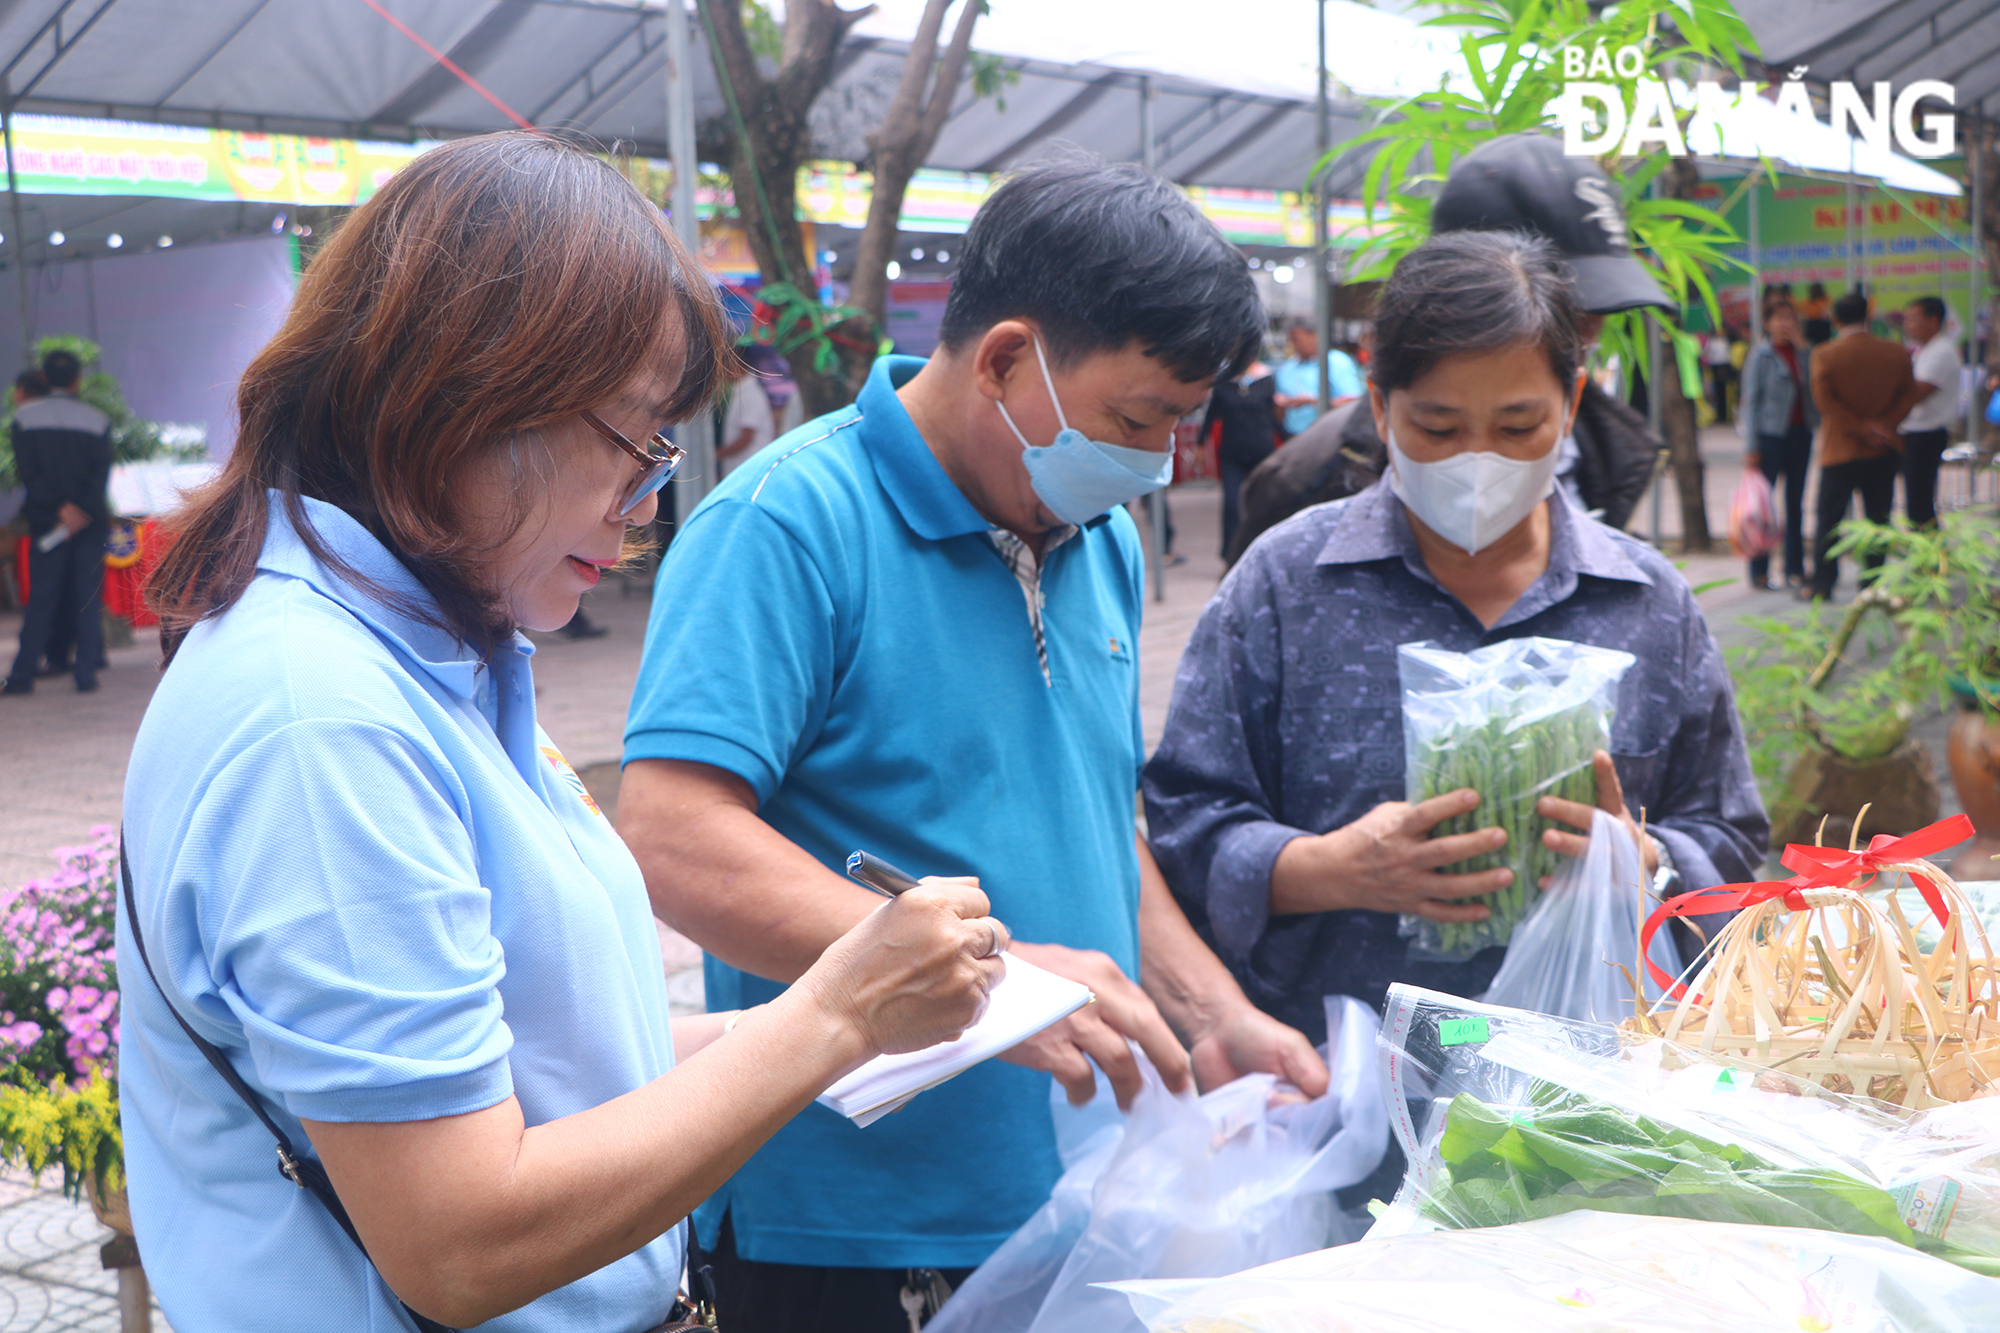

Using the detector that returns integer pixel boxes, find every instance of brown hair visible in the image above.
[149,131,733,663]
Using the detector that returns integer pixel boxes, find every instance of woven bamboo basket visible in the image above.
[1631,853,2000,1108]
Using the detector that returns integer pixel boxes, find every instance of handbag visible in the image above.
[120,835,716,1333]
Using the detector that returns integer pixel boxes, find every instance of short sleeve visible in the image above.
[624,498,840,803]
[1114,518,1148,789]
[1330,354,1365,400]
[182,718,514,1124]
[1919,341,1957,390]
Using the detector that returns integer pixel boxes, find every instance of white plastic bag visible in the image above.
[1479,808,1684,1023]
[1728,467,1781,558]
[1370,984,2000,1276]
[926,997,1389,1333]
[1110,1211,2000,1332]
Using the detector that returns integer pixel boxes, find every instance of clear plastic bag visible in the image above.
[1397,637,1636,960]
[926,997,1389,1333]
[1371,984,2000,1275]
[1728,468,1781,558]
[1479,808,1684,1023]
[1110,1212,2000,1332]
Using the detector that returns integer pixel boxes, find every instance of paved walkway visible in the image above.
[0,1168,169,1331]
[0,423,1976,1328]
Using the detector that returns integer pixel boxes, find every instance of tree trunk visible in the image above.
[849,0,982,334]
[698,0,875,417]
[1661,156,1712,551]
[1660,347,1710,550]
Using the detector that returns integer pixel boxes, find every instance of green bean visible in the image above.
[1409,695,1609,957]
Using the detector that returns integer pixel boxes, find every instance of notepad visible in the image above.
[817,952,1094,1127]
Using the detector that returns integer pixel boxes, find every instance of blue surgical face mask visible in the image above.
[994,336,1174,526]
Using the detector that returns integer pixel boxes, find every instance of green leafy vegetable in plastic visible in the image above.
[1422,1091,2000,1273]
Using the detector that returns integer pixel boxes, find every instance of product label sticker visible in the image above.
[1438,1017,1490,1046]
[1712,1067,1751,1092]
[1890,1176,1962,1240]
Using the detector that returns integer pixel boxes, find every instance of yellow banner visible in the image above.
[1,113,440,206]
[6,115,1365,254]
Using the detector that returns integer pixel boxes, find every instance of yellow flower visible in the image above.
[0,1072,123,1199]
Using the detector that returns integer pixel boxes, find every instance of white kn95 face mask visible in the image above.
[1385,427,1562,556]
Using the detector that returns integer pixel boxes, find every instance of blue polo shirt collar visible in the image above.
[255,491,529,702]
[860,355,996,542]
[1316,477,1654,590]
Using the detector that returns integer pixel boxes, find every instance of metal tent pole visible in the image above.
[1140,73,1168,602]
[1846,139,1859,293]
[1313,0,1332,419]
[665,0,715,518]
[1647,317,1664,543]
[1646,172,1664,544]
[4,96,33,365]
[1858,176,1869,311]
[1970,111,1985,447]
[1748,170,1762,348]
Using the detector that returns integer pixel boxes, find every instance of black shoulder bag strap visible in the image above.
[119,835,456,1333]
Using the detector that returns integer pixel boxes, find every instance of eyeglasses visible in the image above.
[581,409,686,517]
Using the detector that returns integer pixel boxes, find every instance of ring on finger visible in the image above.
[984,919,1006,958]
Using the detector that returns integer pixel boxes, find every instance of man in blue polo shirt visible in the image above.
[620,162,1329,1332]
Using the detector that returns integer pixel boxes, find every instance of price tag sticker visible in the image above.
[1438,1017,1490,1046]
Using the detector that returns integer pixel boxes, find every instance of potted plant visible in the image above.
[1731,589,1940,853]
[0,826,126,1229]
[1838,514,2000,878]
[1734,513,2000,870]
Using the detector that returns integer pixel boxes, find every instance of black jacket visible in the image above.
[13,393,112,537]
[1223,379,1662,564]
[1202,374,1279,472]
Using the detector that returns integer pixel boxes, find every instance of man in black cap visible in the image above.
[1226,133,1667,563]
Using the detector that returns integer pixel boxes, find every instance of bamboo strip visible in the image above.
[1631,852,2000,1107]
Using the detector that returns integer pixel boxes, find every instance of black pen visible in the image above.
[845,850,922,898]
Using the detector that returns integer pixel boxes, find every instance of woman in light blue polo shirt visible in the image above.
[118,132,1008,1333]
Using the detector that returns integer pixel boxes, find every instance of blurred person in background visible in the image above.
[716,357,777,477]
[1737,297,1818,591]
[1899,295,1959,528]
[7,366,91,678]
[4,348,111,695]
[1227,134,1664,564]
[1204,357,1276,559]
[1272,317,1362,440]
[1701,326,1735,424]
[1801,282,1834,345]
[1804,290,1927,600]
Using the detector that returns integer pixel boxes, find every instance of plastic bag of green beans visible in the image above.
[1397,637,1636,961]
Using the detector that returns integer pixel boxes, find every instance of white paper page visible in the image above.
[817,952,1092,1124]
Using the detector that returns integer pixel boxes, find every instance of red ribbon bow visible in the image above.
[1638,814,1975,998]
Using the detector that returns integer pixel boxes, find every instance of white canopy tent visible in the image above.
[0,0,1451,195]
[0,1,1979,463]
